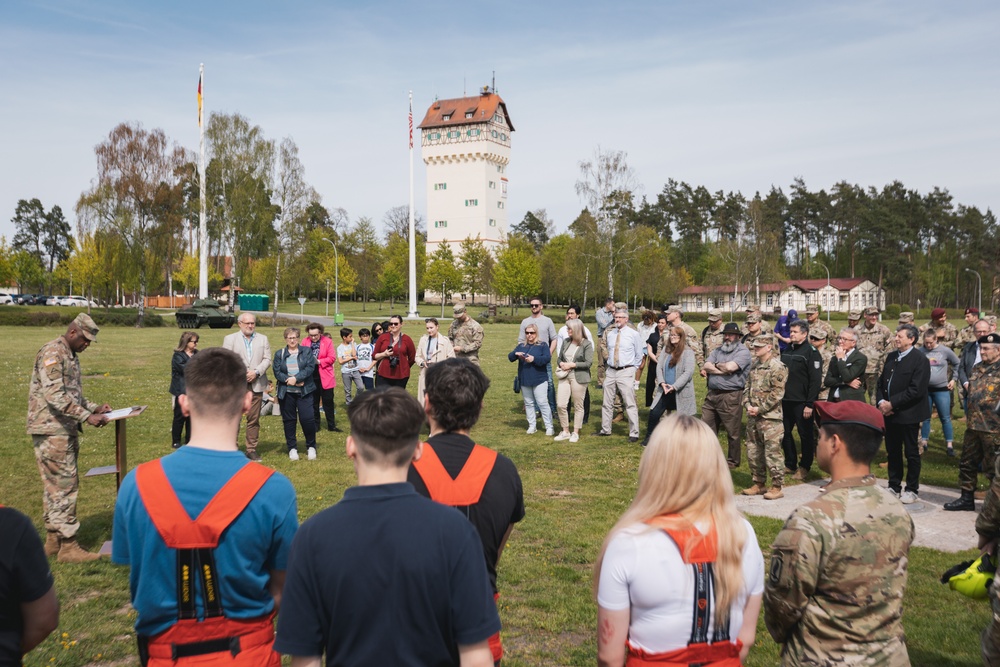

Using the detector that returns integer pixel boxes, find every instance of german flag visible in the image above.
[197,73,203,127]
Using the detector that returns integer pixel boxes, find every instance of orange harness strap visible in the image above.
[644,514,717,564]
[625,640,742,666]
[136,459,274,549]
[412,443,498,506]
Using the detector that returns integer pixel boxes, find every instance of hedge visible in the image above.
[0,308,165,327]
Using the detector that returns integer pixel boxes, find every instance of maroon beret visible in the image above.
[931,307,947,319]
[813,400,885,434]
[966,307,980,316]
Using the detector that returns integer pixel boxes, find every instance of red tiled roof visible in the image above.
[787,278,866,291]
[680,282,785,295]
[680,278,870,295]
[418,92,514,131]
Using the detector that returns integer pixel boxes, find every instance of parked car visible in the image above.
[59,295,97,307]
[0,293,14,305]
[46,295,66,306]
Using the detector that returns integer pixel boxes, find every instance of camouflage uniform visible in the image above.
[919,320,958,350]
[742,309,773,336]
[957,323,980,350]
[27,336,102,540]
[957,359,1000,493]
[764,476,915,666]
[806,316,837,343]
[701,323,726,358]
[679,321,703,366]
[448,317,484,366]
[815,342,833,401]
[744,354,787,488]
[857,320,893,403]
[976,454,1000,664]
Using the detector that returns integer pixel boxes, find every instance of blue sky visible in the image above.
[1,1,997,244]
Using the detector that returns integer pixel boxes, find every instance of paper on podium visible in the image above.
[105,405,147,421]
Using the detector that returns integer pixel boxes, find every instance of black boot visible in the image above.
[944,490,976,512]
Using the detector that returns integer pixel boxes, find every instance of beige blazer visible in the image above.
[222,331,272,392]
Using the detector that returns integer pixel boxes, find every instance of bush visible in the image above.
[0,308,164,328]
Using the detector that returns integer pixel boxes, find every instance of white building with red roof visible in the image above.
[679,278,885,314]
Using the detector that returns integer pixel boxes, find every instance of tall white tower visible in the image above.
[419,87,514,258]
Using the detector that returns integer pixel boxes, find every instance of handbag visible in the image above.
[555,367,571,380]
[513,376,521,393]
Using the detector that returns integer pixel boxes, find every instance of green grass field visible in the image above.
[0,318,990,666]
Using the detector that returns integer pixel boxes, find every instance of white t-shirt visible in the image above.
[355,342,375,377]
[597,518,764,653]
[337,342,359,371]
[555,323,594,350]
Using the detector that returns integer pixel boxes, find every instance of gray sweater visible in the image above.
[920,345,959,389]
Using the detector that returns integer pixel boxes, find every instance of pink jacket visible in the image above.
[314,335,337,390]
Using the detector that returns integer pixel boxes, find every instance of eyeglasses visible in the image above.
[389,322,401,327]
[525,330,537,335]
[837,336,855,341]
[285,335,298,340]
[530,303,542,308]
[240,320,255,326]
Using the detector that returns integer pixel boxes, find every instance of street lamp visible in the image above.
[816,262,831,321]
[321,237,339,320]
[965,268,982,315]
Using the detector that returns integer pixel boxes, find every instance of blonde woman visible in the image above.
[554,319,593,443]
[415,317,455,406]
[595,415,764,666]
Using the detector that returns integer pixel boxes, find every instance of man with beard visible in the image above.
[701,322,752,468]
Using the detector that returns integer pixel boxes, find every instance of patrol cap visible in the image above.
[812,400,885,434]
[452,303,467,315]
[979,333,1000,345]
[73,313,99,341]
[804,303,819,314]
[615,301,628,311]
[707,308,722,322]
[722,322,741,335]
[751,333,774,348]
[966,307,980,316]
[746,312,761,324]
[745,304,759,312]
[931,307,947,319]
[848,309,862,320]
[863,306,880,317]
[666,304,683,314]
[898,312,915,323]
[808,329,828,341]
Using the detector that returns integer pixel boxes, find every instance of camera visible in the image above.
[389,356,399,369]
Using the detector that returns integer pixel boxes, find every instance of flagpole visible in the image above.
[198,63,208,300]
[407,90,418,318]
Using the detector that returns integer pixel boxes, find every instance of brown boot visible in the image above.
[763,486,785,500]
[976,490,988,501]
[792,468,808,481]
[44,532,60,558]
[57,537,101,563]
[741,483,766,496]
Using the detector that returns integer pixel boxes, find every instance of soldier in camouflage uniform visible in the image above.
[741,312,774,352]
[742,334,788,499]
[802,303,837,342]
[944,332,1000,512]
[700,308,726,358]
[847,308,862,330]
[857,307,894,403]
[742,304,773,336]
[974,405,1000,664]
[919,307,959,350]
[809,329,833,401]
[956,307,981,350]
[447,303,484,366]
[664,305,702,366]
[27,313,112,563]
[764,400,914,666]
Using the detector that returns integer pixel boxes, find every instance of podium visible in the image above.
[84,405,146,555]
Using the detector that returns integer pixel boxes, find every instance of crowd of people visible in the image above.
[9,299,1000,665]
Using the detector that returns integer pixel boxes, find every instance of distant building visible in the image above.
[419,87,513,260]
[679,278,886,314]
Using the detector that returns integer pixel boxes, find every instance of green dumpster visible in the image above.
[334,313,345,325]
[238,293,269,311]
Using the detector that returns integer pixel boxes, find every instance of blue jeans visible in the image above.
[921,388,954,442]
[546,361,557,415]
[522,382,553,432]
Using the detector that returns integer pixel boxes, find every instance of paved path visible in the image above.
[736,477,981,553]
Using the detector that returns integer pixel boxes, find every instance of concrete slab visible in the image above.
[736,478,981,553]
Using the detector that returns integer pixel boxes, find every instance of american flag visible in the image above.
[408,98,413,149]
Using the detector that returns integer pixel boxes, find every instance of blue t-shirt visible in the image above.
[274,482,500,666]
[112,447,299,636]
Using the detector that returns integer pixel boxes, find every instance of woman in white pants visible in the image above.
[554,319,593,443]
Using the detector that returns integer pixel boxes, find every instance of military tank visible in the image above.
[175,299,236,329]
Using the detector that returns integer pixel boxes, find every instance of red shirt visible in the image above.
[373,332,416,380]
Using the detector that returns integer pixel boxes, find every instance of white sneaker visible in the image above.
[545,428,554,437]
[554,432,571,441]
[307,447,317,460]
[888,488,900,498]
[569,433,579,443]
[526,425,537,434]
[900,490,918,504]
[288,449,299,461]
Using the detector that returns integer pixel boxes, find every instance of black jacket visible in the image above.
[780,342,823,405]
[958,340,981,396]
[876,347,931,424]
[824,349,869,402]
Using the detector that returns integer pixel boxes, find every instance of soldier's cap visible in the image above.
[804,303,819,313]
[848,309,862,320]
[744,304,759,312]
[615,301,628,310]
[808,329,828,341]
[966,307,980,316]
[898,312,915,322]
[979,333,1000,345]
[666,305,683,314]
[707,308,722,322]
[746,313,761,323]
[73,313,99,341]
[722,322,741,335]
[931,307,947,319]
[863,306,880,316]
[813,400,885,434]
[452,303,466,315]
[751,334,774,348]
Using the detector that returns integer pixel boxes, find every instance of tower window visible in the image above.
[465,199,478,207]
[497,201,505,209]
[434,183,447,191]
[434,220,448,228]
[428,132,441,140]
[447,131,460,139]
[465,112,474,119]
[491,130,498,138]
[467,129,480,137]
[489,181,495,189]
[489,218,496,227]
[442,113,452,121]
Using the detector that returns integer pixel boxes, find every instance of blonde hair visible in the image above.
[593,414,748,626]
[566,318,585,345]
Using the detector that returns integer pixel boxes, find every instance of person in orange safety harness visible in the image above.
[594,414,766,666]
[408,358,525,666]
[112,348,298,666]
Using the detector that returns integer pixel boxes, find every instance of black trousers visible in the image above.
[279,391,316,452]
[645,392,677,440]
[377,376,409,390]
[311,370,336,430]
[171,396,190,445]
[781,401,815,471]
[886,421,921,494]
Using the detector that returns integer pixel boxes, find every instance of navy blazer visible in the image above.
[273,346,317,399]
[876,347,931,424]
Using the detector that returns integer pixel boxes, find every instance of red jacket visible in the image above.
[373,333,416,380]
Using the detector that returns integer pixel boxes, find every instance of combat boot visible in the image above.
[44,532,60,557]
[57,537,101,563]
[741,484,766,496]
[944,490,976,512]
[763,486,785,500]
